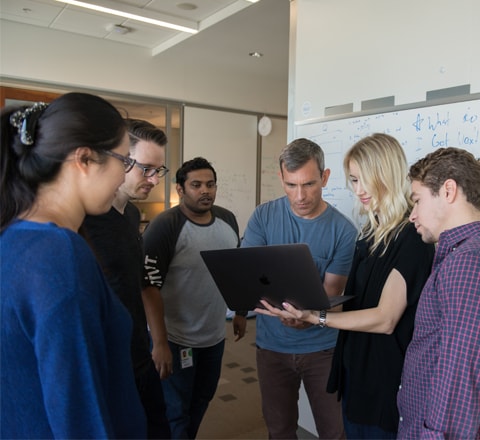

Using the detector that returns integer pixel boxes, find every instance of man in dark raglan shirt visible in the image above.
[81,119,170,439]
[142,157,247,440]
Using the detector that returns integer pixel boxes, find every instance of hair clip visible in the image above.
[10,102,49,146]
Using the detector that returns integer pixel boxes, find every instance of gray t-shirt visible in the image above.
[143,205,240,347]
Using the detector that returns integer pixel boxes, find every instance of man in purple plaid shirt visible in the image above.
[397,147,480,439]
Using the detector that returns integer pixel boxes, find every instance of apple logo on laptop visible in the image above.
[259,274,271,285]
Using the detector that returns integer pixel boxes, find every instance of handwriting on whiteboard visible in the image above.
[296,99,480,224]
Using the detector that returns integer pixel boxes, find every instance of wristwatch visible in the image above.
[316,310,327,328]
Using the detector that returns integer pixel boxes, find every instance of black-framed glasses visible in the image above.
[134,162,169,178]
[102,150,136,173]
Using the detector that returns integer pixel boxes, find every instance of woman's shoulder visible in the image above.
[395,221,427,245]
[7,221,99,276]
[4,220,85,247]
[391,221,435,261]
[2,221,106,308]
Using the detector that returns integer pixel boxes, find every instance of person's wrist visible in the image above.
[315,310,327,328]
[308,311,319,326]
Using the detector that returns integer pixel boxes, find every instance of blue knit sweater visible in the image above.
[1,220,146,439]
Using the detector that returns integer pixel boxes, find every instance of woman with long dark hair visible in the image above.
[1,92,146,438]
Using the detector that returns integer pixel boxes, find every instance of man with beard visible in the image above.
[142,157,247,439]
[80,118,170,439]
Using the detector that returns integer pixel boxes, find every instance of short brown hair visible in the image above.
[409,147,480,210]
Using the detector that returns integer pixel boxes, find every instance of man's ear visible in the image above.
[443,178,458,203]
[322,168,331,187]
[176,183,183,197]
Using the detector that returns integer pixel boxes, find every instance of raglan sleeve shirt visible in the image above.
[142,207,184,290]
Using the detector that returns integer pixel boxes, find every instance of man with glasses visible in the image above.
[142,157,248,439]
[80,118,170,439]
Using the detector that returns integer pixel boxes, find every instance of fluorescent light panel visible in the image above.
[54,0,198,34]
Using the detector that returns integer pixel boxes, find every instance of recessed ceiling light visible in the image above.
[107,24,131,35]
[249,52,263,58]
[176,3,198,10]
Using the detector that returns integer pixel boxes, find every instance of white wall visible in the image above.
[183,107,258,236]
[0,20,287,115]
[290,0,480,125]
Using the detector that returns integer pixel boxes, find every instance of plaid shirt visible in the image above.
[397,221,480,439]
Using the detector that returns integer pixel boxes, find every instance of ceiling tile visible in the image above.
[1,0,64,27]
[147,0,240,22]
[50,8,116,38]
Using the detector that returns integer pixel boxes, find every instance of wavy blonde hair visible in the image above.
[343,133,412,255]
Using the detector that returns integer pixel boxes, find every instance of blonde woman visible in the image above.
[256,133,435,439]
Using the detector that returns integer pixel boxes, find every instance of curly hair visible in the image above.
[409,147,480,210]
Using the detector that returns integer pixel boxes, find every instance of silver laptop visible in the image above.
[200,243,353,311]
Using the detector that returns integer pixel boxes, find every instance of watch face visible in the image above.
[258,116,272,136]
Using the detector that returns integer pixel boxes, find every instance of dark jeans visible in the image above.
[135,361,171,439]
[256,347,345,440]
[162,340,225,439]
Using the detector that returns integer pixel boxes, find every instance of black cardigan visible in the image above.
[327,222,435,432]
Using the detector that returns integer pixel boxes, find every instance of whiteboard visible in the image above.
[183,106,257,236]
[295,97,480,224]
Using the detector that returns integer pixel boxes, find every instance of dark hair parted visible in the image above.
[175,157,217,189]
[1,92,126,231]
[125,118,167,150]
[279,138,325,175]
[409,147,480,210]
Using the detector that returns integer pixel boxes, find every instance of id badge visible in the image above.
[180,347,193,369]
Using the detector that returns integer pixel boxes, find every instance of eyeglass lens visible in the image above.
[136,163,169,178]
[102,150,135,173]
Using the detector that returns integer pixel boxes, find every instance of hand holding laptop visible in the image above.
[254,299,322,328]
